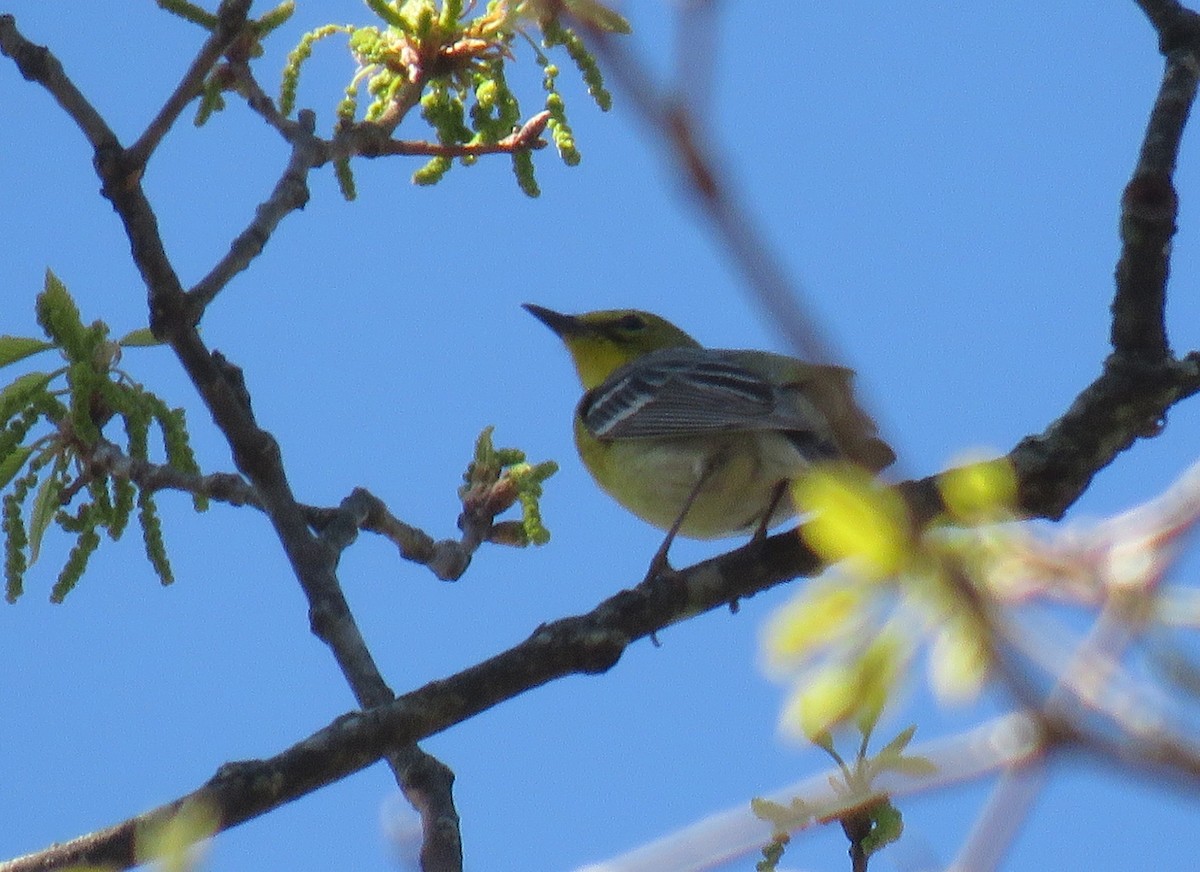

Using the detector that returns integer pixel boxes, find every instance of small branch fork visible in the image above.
[177,53,549,323]
[4,2,1200,872]
[76,440,495,582]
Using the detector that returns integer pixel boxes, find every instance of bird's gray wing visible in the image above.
[580,348,834,459]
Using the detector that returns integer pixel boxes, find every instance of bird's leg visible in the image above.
[718,481,790,616]
[642,455,722,585]
[752,481,790,544]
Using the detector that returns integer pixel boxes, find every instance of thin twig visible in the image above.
[227,56,310,139]
[125,3,251,168]
[354,110,552,158]
[89,440,261,506]
[84,436,490,581]
[186,110,324,316]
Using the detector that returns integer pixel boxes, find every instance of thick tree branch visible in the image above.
[1133,0,1200,48]
[1113,3,1200,360]
[1007,353,1200,519]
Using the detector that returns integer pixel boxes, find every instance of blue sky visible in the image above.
[2,2,1199,871]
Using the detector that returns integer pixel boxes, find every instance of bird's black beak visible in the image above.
[522,303,586,338]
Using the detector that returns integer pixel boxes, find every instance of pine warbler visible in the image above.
[525,304,895,558]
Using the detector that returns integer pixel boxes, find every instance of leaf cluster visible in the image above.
[280,0,626,197]
[0,271,204,602]
[158,0,297,125]
[764,459,1020,739]
[459,425,557,546]
[752,722,932,869]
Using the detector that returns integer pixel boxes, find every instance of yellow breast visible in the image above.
[575,420,807,539]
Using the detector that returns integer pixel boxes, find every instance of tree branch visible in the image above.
[349,110,552,158]
[125,1,252,168]
[0,15,117,153]
[185,109,324,317]
[1113,2,1200,360]
[87,440,260,506]
[1006,353,1200,519]
[83,438,497,582]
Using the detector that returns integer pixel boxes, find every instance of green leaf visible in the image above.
[763,581,867,673]
[0,446,33,492]
[565,0,632,34]
[809,728,837,758]
[0,371,55,422]
[438,0,464,29]
[0,336,54,368]
[854,632,908,734]
[862,801,904,855]
[794,465,912,580]
[939,456,1018,522]
[136,798,219,870]
[929,620,990,702]
[156,0,218,29]
[36,270,88,359]
[28,461,64,565]
[751,796,813,832]
[878,724,917,758]
[887,755,939,778]
[786,665,860,742]
[117,327,163,348]
[363,0,409,30]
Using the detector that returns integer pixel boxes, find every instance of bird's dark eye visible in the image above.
[615,313,646,331]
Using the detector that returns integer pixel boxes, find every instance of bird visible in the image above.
[523,304,895,574]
